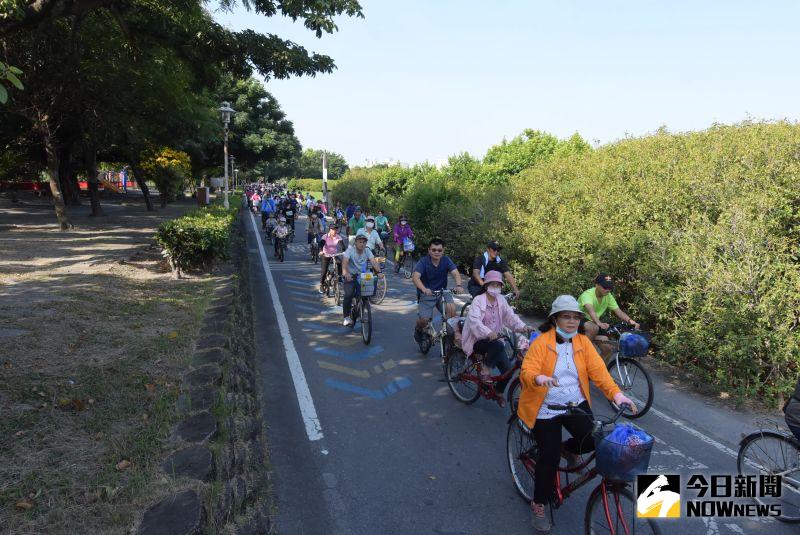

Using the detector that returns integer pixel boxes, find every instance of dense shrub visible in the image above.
[506,122,800,403]
[156,202,238,274]
[286,178,336,194]
[140,147,192,204]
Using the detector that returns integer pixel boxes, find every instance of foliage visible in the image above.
[286,178,336,194]
[140,147,192,203]
[505,121,800,403]
[156,202,237,272]
[298,148,349,179]
[0,61,23,104]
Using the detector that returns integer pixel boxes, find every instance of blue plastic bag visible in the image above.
[595,424,653,481]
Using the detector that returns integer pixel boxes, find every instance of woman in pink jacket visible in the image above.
[461,271,529,397]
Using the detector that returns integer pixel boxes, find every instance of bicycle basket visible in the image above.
[593,423,653,482]
[619,332,651,357]
[358,275,376,297]
[403,238,415,252]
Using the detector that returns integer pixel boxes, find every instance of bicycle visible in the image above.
[395,240,416,279]
[415,289,457,368]
[346,272,383,345]
[594,323,654,419]
[445,329,530,409]
[737,421,800,523]
[507,402,660,534]
[321,252,344,299]
[309,233,322,264]
[369,255,388,305]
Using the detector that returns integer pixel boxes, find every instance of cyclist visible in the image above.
[307,210,324,254]
[260,194,275,230]
[271,216,291,257]
[280,197,296,231]
[466,240,520,298]
[345,201,355,220]
[341,232,384,326]
[319,223,344,293]
[461,270,528,398]
[347,206,366,236]
[375,210,391,243]
[393,214,414,265]
[361,216,385,254]
[518,294,636,533]
[579,273,640,361]
[785,375,800,440]
[412,238,464,343]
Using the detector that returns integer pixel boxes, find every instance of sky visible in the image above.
[212,1,800,167]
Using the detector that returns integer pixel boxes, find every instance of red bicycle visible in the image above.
[444,331,529,409]
[506,402,661,534]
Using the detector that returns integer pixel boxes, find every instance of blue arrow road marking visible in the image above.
[301,322,344,334]
[314,345,385,361]
[325,377,412,400]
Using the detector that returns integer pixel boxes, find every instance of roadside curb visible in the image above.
[136,214,274,535]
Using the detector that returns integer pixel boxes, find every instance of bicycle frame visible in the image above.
[459,344,521,405]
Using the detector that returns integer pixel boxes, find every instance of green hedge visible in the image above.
[156,201,238,273]
[287,178,335,194]
[506,122,800,403]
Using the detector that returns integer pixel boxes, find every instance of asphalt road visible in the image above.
[245,211,798,535]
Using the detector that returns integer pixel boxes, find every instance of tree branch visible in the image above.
[0,0,113,37]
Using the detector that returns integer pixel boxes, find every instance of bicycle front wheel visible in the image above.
[738,431,800,523]
[360,299,372,345]
[445,348,480,403]
[370,276,387,305]
[506,376,522,414]
[402,254,414,279]
[335,279,342,306]
[584,482,661,535]
[506,417,536,502]
[606,357,654,418]
[460,301,470,318]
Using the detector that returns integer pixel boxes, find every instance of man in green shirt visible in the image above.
[347,206,366,236]
[579,273,640,361]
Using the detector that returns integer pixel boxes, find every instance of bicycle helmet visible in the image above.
[619,332,650,357]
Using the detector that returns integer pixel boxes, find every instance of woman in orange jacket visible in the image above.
[518,295,636,533]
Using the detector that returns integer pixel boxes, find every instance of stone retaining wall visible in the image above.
[136,218,273,534]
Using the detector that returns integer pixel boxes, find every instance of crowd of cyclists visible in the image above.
[244,181,800,533]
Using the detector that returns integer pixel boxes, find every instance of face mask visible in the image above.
[486,286,502,296]
[400,221,407,226]
[366,222,374,229]
[556,326,577,340]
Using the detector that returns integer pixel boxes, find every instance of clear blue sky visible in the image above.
[212,1,800,167]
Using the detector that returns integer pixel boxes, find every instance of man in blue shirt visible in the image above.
[412,237,464,340]
[260,195,275,230]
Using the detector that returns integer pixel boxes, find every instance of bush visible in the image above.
[506,121,800,403]
[286,178,336,194]
[156,202,238,273]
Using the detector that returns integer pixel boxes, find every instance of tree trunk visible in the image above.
[83,143,104,217]
[43,136,72,230]
[130,159,154,211]
[58,144,81,206]
[160,181,167,208]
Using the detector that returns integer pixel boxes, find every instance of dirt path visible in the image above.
[0,194,221,534]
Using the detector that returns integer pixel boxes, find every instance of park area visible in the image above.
[0,194,221,533]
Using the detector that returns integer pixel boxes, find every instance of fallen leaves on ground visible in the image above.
[167,331,178,339]
[14,431,25,438]
[144,383,156,393]
[115,460,131,471]
[15,498,34,510]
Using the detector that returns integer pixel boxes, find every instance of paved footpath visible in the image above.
[245,211,797,535]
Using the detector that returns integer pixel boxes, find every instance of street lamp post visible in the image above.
[219,101,235,208]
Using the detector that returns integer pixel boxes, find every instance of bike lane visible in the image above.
[245,212,796,535]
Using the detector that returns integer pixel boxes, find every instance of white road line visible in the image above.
[248,211,324,441]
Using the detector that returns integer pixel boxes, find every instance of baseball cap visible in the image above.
[596,273,615,289]
[487,240,502,251]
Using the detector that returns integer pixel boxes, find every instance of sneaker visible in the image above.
[343,317,353,327]
[531,502,551,533]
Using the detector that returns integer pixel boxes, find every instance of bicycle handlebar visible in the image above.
[546,401,633,424]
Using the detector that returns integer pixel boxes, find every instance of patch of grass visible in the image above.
[0,273,216,534]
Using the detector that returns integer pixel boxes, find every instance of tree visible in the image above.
[212,77,301,181]
[299,148,348,179]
